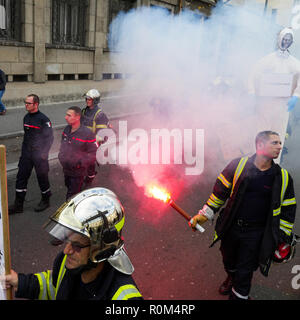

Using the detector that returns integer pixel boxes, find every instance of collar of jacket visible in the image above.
[247,154,281,174]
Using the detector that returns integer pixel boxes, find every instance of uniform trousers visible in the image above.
[16,152,50,199]
[64,175,84,200]
[220,223,265,298]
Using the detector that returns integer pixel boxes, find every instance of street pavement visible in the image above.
[1,96,300,301]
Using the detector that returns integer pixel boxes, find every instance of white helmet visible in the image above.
[277,27,294,51]
[84,89,101,103]
[44,187,134,274]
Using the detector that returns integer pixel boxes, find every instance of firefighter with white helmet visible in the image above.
[81,89,111,186]
[3,188,143,300]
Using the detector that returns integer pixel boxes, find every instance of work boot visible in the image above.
[219,274,233,295]
[34,192,51,212]
[8,197,24,215]
[229,290,252,300]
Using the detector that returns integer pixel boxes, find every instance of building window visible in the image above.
[52,0,88,47]
[0,0,22,41]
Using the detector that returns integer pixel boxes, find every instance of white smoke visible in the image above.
[106,4,281,190]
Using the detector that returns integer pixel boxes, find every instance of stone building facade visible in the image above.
[0,0,195,84]
[0,0,297,86]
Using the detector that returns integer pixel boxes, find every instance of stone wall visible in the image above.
[0,0,183,85]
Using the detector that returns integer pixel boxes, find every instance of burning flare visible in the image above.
[145,183,205,233]
[146,184,171,203]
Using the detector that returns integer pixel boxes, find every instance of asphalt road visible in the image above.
[1,100,300,300]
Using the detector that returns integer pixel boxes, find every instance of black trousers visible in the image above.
[220,223,265,297]
[64,175,84,200]
[16,153,50,198]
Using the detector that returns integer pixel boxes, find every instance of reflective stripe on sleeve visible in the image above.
[280,225,292,236]
[111,284,142,300]
[280,219,294,230]
[207,193,224,209]
[35,271,55,300]
[46,270,56,300]
[217,173,232,189]
[273,207,281,216]
[282,197,296,206]
[35,272,48,300]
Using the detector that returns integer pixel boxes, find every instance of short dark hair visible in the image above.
[255,131,279,147]
[27,94,39,105]
[68,106,82,117]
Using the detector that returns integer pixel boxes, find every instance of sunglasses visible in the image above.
[65,239,90,252]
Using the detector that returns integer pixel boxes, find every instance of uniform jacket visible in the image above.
[58,125,97,177]
[206,155,296,276]
[22,111,54,156]
[81,104,109,134]
[15,252,142,300]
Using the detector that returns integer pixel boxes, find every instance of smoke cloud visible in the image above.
[106,4,281,203]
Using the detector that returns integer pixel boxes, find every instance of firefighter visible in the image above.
[191,131,297,300]
[9,94,54,214]
[58,106,97,200]
[3,188,143,300]
[248,27,300,163]
[81,89,110,186]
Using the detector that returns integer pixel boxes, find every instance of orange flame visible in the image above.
[146,184,171,203]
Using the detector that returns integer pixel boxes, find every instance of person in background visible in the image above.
[248,27,300,163]
[81,89,110,186]
[58,106,97,200]
[0,68,7,115]
[9,94,53,214]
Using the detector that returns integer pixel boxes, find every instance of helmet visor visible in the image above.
[44,220,88,244]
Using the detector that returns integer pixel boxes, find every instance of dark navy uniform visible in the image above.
[16,110,53,201]
[58,125,97,199]
[81,104,109,183]
[206,155,296,299]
